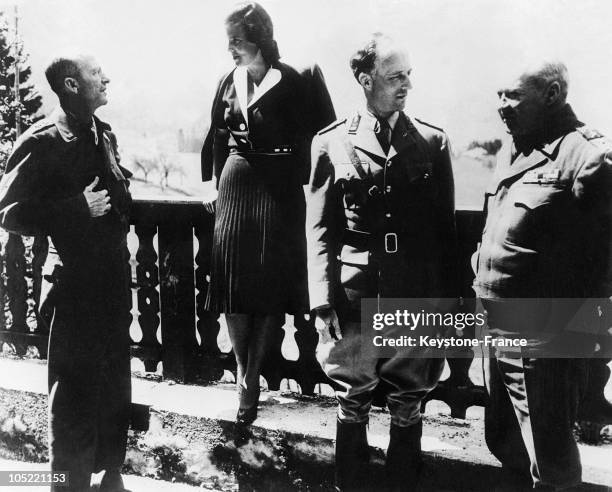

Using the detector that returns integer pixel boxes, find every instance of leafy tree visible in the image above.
[0,10,43,169]
[467,138,502,156]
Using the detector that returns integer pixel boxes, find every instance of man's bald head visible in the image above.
[520,60,569,104]
[497,59,571,137]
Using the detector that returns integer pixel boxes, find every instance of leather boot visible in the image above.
[99,468,128,492]
[385,421,423,492]
[578,358,612,425]
[335,420,370,491]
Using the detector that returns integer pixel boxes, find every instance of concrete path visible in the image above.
[0,357,610,490]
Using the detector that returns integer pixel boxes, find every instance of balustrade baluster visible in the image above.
[134,223,162,372]
[262,320,285,392]
[194,217,223,381]
[292,314,331,395]
[157,211,198,382]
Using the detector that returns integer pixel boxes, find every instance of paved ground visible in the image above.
[0,357,611,491]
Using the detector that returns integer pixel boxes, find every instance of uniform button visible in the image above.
[239,123,246,130]
[387,161,392,167]
[385,213,391,218]
[386,186,392,193]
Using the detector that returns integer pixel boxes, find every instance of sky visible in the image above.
[2,0,612,153]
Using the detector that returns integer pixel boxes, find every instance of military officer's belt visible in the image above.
[342,228,399,254]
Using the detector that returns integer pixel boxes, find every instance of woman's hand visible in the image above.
[203,189,218,214]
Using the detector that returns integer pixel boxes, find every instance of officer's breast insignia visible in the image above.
[407,161,433,183]
[523,168,561,185]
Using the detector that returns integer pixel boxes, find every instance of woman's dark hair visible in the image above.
[226,2,280,65]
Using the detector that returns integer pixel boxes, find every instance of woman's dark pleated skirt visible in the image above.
[205,152,308,314]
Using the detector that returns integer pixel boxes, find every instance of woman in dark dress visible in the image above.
[201,2,335,425]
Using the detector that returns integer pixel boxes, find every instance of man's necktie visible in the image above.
[375,117,391,155]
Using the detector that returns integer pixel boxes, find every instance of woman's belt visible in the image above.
[229,145,294,157]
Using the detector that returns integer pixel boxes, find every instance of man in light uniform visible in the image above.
[306,33,457,491]
[473,60,612,489]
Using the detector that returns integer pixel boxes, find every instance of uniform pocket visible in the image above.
[505,185,568,247]
[513,185,564,209]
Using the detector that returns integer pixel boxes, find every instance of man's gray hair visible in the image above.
[45,57,81,95]
[526,61,570,102]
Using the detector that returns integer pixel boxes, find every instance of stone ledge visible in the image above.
[0,357,611,491]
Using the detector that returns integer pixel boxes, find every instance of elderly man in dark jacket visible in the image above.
[0,55,132,492]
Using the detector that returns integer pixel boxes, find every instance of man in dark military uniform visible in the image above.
[473,60,612,489]
[0,55,132,491]
[305,34,457,491]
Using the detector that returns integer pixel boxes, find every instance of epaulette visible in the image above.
[317,118,347,136]
[414,117,444,133]
[576,126,604,141]
[28,118,54,134]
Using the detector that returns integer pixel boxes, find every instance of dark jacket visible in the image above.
[0,106,132,301]
[201,62,336,185]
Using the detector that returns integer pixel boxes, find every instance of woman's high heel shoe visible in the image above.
[236,404,258,426]
[236,384,260,426]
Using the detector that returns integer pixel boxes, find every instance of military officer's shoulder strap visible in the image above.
[13,118,55,149]
[414,117,445,133]
[576,126,604,141]
[28,118,54,135]
[317,116,368,179]
[575,126,612,155]
[340,114,367,179]
[317,118,347,136]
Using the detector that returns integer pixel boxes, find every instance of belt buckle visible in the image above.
[385,232,398,253]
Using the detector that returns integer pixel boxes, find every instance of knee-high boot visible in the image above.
[385,421,423,491]
[335,420,370,491]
